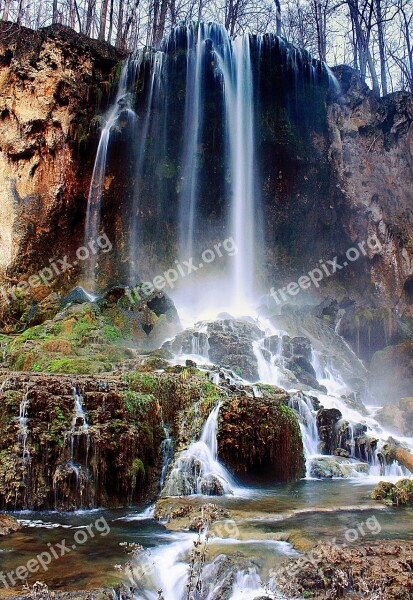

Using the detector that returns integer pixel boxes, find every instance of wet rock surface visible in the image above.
[0,513,21,536]
[310,456,369,478]
[218,393,305,483]
[163,318,264,381]
[0,371,164,510]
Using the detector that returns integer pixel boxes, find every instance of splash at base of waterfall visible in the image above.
[161,403,234,497]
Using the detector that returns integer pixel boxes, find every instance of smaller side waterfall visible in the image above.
[227,569,274,600]
[191,329,210,359]
[289,394,319,457]
[161,402,234,496]
[84,57,138,290]
[17,388,30,467]
[160,421,174,490]
[253,334,286,388]
[53,387,93,509]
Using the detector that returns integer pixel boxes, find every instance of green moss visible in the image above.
[46,358,102,374]
[122,390,155,420]
[372,479,413,506]
[132,458,146,479]
[101,324,122,343]
[130,372,158,392]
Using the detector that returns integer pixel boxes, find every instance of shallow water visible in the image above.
[1,479,412,597]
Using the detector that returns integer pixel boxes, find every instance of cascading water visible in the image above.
[17,388,30,467]
[160,421,174,490]
[161,402,234,496]
[253,332,287,388]
[178,25,204,260]
[129,51,164,283]
[84,23,334,318]
[288,393,320,466]
[216,34,257,311]
[84,57,138,290]
[53,387,92,509]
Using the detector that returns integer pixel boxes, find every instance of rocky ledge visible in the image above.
[277,541,413,599]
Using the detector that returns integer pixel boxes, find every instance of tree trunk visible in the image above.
[122,0,140,49]
[99,0,109,40]
[275,0,282,37]
[116,0,124,47]
[36,0,43,28]
[384,439,413,474]
[2,0,11,20]
[151,0,159,46]
[375,0,387,95]
[52,0,59,23]
[17,0,25,24]
[367,46,381,97]
[169,0,176,28]
[85,0,95,35]
[153,0,168,47]
[107,0,115,43]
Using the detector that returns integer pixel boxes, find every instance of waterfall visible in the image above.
[191,327,210,359]
[217,35,256,311]
[130,51,164,284]
[227,569,276,600]
[84,57,138,291]
[253,336,286,388]
[17,388,30,467]
[53,387,92,509]
[288,394,319,458]
[161,402,234,496]
[160,421,174,489]
[179,24,204,259]
[69,386,90,466]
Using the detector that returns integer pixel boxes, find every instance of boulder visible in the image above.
[0,514,21,536]
[372,479,413,505]
[218,394,305,483]
[316,408,342,454]
[61,286,95,308]
[310,456,369,478]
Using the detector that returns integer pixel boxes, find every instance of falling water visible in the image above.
[179,24,204,259]
[209,30,257,312]
[84,58,138,290]
[253,335,286,388]
[130,51,164,283]
[228,36,256,311]
[162,402,234,496]
[289,394,319,458]
[53,387,92,509]
[160,421,174,489]
[17,389,30,467]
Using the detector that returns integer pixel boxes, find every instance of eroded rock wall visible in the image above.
[0,23,123,282]
[328,66,413,308]
[0,26,412,313]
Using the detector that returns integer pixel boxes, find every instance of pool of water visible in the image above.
[0,480,412,597]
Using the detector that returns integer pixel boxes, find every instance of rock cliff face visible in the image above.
[0,371,164,510]
[327,67,413,308]
[0,24,412,311]
[0,22,124,283]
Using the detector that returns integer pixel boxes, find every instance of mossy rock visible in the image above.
[218,393,305,483]
[372,479,413,506]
